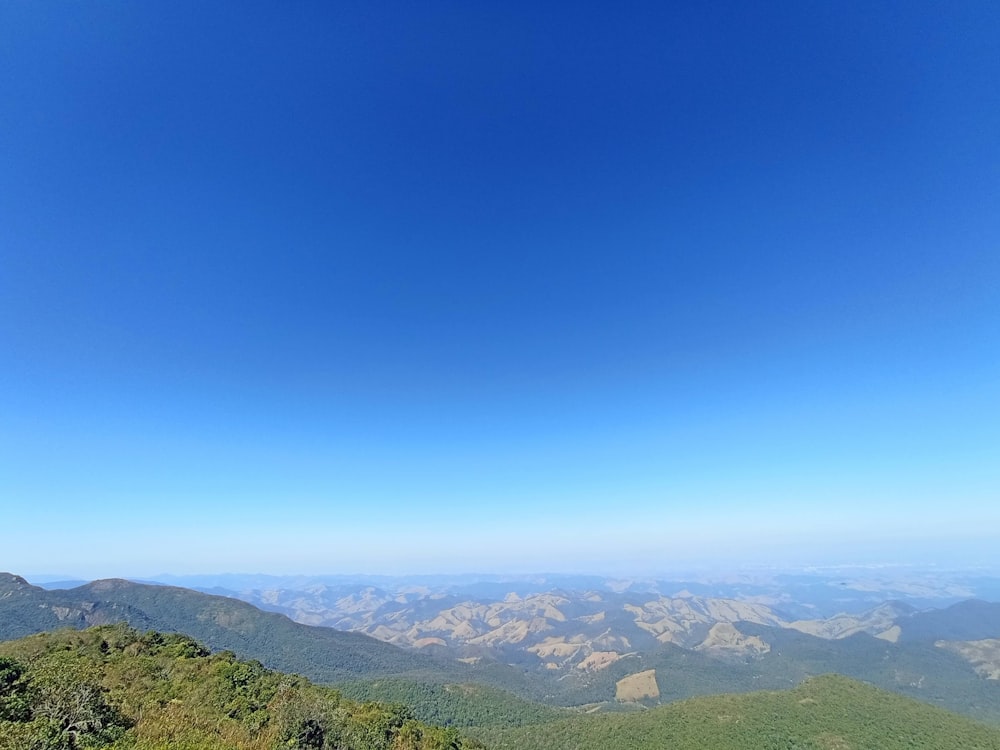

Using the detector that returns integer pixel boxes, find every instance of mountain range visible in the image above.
[0,573,467,685]
[3,571,1000,726]
[4,624,1000,750]
[172,571,1000,685]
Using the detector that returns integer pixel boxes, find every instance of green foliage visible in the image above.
[0,626,484,750]
[292,718,323,749]
[0,657,31,722]
[213,656,283,730]
[26,651,130,748]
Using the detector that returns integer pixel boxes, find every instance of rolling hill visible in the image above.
[475,673,1000,750]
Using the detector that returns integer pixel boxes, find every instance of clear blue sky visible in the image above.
[2,1,998,578]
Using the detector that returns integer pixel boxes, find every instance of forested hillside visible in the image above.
[0,625,482,750]
[475,674,1000,750]
[337,679,567,728]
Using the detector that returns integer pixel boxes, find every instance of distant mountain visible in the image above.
[899,599,1000,642]
[156,567,998,617]
[222,583,798,668]
[201,577,998,675]
[162,573,1000,723]
[32,578,89,590]
[786,600,916,639]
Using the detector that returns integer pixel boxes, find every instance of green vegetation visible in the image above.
[337,679,567,728]
[0,626,483,750]
[476,674,1000,750]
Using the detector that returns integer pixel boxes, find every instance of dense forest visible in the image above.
[336,678,567,728]
[476,674,1000,750]
[0,626,482,750]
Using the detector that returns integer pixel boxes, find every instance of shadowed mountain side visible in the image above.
[0,573,481,685]
[898,600,1000,642]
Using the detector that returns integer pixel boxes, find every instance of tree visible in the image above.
[0,657,30,722]
[28,654,128,749]
[295,717,324,749]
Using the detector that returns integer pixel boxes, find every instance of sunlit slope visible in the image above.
[477,674,1000,750]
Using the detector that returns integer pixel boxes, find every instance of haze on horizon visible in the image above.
[2,2,998,580]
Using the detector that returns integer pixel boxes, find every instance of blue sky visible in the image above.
[2,2,998,578]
